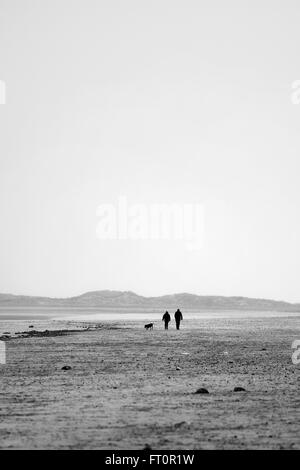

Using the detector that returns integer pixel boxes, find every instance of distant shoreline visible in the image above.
[1,308,300,323]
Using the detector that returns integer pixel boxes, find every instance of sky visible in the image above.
[0,0,300,301]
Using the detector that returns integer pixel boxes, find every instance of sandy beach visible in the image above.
[0,314,299,450]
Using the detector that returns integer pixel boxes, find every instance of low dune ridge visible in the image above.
[1,290,300,311]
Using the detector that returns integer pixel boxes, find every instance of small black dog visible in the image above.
[144,323,153,330]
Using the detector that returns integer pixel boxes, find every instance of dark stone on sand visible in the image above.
[61,366,72,371]
[234,387,246,392]
[143,444,152,451]
[29,325,34,328]
[195,388,209,394]
[174,421,186,428]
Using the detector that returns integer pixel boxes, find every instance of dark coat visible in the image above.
[174,309,183,321]
[162,311,171,322]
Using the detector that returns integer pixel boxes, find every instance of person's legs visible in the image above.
[165,321,168,330]
[176,320,180,330]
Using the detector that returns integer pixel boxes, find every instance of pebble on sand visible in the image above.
[61,366,72,371]
[143,444,152,451]
[195,388,209,394]
[234,387,246,392]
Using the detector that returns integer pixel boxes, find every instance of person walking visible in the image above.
[162,311,171,330]
[174,309,183,330]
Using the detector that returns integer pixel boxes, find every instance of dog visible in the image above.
[144,323,154,330]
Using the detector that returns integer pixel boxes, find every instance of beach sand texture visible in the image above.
[0,315,299,449]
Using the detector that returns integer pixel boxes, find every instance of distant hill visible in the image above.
[0,290,299,312]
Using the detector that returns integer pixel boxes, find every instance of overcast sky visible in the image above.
[1,0,300,301]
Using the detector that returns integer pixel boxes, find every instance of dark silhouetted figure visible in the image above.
[162,311,171,330]
[174,309,183,330]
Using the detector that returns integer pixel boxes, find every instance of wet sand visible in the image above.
[0,316,299,449]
